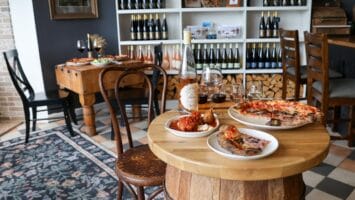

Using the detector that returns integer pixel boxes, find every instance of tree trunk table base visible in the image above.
[165,165,305,200]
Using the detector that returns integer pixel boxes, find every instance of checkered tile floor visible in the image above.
[1,101,354,200]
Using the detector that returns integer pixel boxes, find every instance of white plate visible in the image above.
[228,107,310,130]
[165,114,219,138]
[90,61,111,67]
[207,128,279,160]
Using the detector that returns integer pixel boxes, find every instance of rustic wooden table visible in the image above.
[328,35,355,49]
[147,109,330,200]
[55,60,151,136]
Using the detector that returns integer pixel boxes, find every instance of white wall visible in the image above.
[8,0,44,93]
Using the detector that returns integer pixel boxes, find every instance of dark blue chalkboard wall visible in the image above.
[32,0,118,92]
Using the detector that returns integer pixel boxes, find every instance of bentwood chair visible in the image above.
[3,49,76,143]
[99,64,168,200]
[280,29,342,100]
[304,32,355,147]
[109,44,163,140]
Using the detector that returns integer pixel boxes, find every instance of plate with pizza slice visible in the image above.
[66,57,94,66]
[228,100,322,130]
[207,125,278,160]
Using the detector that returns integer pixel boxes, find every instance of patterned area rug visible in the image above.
[0,126,162,199]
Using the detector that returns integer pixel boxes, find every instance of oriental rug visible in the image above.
[0,126,162,199]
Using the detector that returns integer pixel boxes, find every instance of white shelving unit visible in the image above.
[115,0,312,84]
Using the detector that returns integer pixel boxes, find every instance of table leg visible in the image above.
[79,94,96,136]
[165,165,305,200]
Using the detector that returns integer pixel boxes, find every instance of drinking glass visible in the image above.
[93,39,102,58]
[247,81,263,101]
[77,40,86,55]
[231,83,245,103]
[201,66,223,97]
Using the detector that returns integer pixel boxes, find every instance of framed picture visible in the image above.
[48,0,99,20]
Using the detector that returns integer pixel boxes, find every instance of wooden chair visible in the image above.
[3,49,76,143]
[304,31,355,147]
[280,29,342,100]
[99,64,168,200]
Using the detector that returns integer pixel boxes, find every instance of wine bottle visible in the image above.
[263,0,269,6]
[142,0,148,9]
[129,45,135,59]
[233,44,240,69]
[130,15,137,40]
[196,44,203,70]
[157,0,164,8]
[137,45,144,62]
[149,14,155,40]
[259,12,266,38]
[136,15,142,40]
[179,29,198,112]
[202,44,209,69]
[297,0,302,6]
[246,44,251,69]
[215,44,222,69]
[135,0,142,9]
[221,43,228,69]
[282,0,288,6]
[251,43,258,69]
[149,0,156,9]
[127,0,133,9]
[145,45,153,64]
[290,0,295,6]
[227,43,234,69]
[209,44,216,68]
[161,13,168,40]
[266,11,273,38]
[120,0,126,9]
[278,46,282,68]
[271,43,278,68]
[258,43,265,69]
[87,33,93,58]
[265,43,271,68]
[142,14,149,40]
[272,0,279,6]
[272,12,279,38]
[162,46,170,69]
[154,13,161,40]
[174,44,182,70]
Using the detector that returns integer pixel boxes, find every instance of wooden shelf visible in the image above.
[246,6,308,11]
[120,40,181,45]
[245,69,283,74]
[192,39,243,44]
[117,8,179,14]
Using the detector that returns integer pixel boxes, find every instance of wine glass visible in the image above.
[77,40,86,56]
[93,39,102,58]
[201,66,223,101]
[231,83,245,103]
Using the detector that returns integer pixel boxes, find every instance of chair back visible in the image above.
[99,64,167,155]
[280,29,301,77]
[3,49,34,104]
[304,31,329,105]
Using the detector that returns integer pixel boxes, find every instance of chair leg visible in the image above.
[294,81,300,101]
[332,106,341,132]
[24,106,31,143]
[137,186,145,200]
[117,181,123,200]
[63,101,75,137]
[32,106,37,131]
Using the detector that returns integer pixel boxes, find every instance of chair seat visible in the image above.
[313,79,355,98]
[116,145,166,187]
[286,66,343,80]
[28,89,69,106]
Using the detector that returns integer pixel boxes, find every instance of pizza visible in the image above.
[66,57,94,66]
[169,109,217,132]
[232,100,322,127]
[217,125,270,156]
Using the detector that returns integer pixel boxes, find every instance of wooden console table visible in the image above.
[55,60,151,136]
[328,35,355,49]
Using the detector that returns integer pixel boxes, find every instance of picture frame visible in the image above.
[48,0,99,20]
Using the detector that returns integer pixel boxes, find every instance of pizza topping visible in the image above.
[218,125,270,156]
[170,109,217,132]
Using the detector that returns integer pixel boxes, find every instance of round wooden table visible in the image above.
[147,110,330,200]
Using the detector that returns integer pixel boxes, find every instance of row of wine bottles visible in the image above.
[130,13,168,41]
[118,0,165,10]
[259,11,279,38]
[263,0,306,6]
[194,43,241,70]
[246,43,282,69]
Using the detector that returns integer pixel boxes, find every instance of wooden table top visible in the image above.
[147,110,330,181]
[328,35,355,49]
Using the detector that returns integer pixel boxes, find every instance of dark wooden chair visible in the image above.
[99,64,168,200]
[280,29,342,100]
[304,31,355,147]
[3,49,76,143]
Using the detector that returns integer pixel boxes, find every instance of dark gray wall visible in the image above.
[33,0,118,92]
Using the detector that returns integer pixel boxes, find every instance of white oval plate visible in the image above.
[227,107,310,130]
[165,114,219,138]
[207,128,279,160]
[66,61,90,66]
[90,61,111,67]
